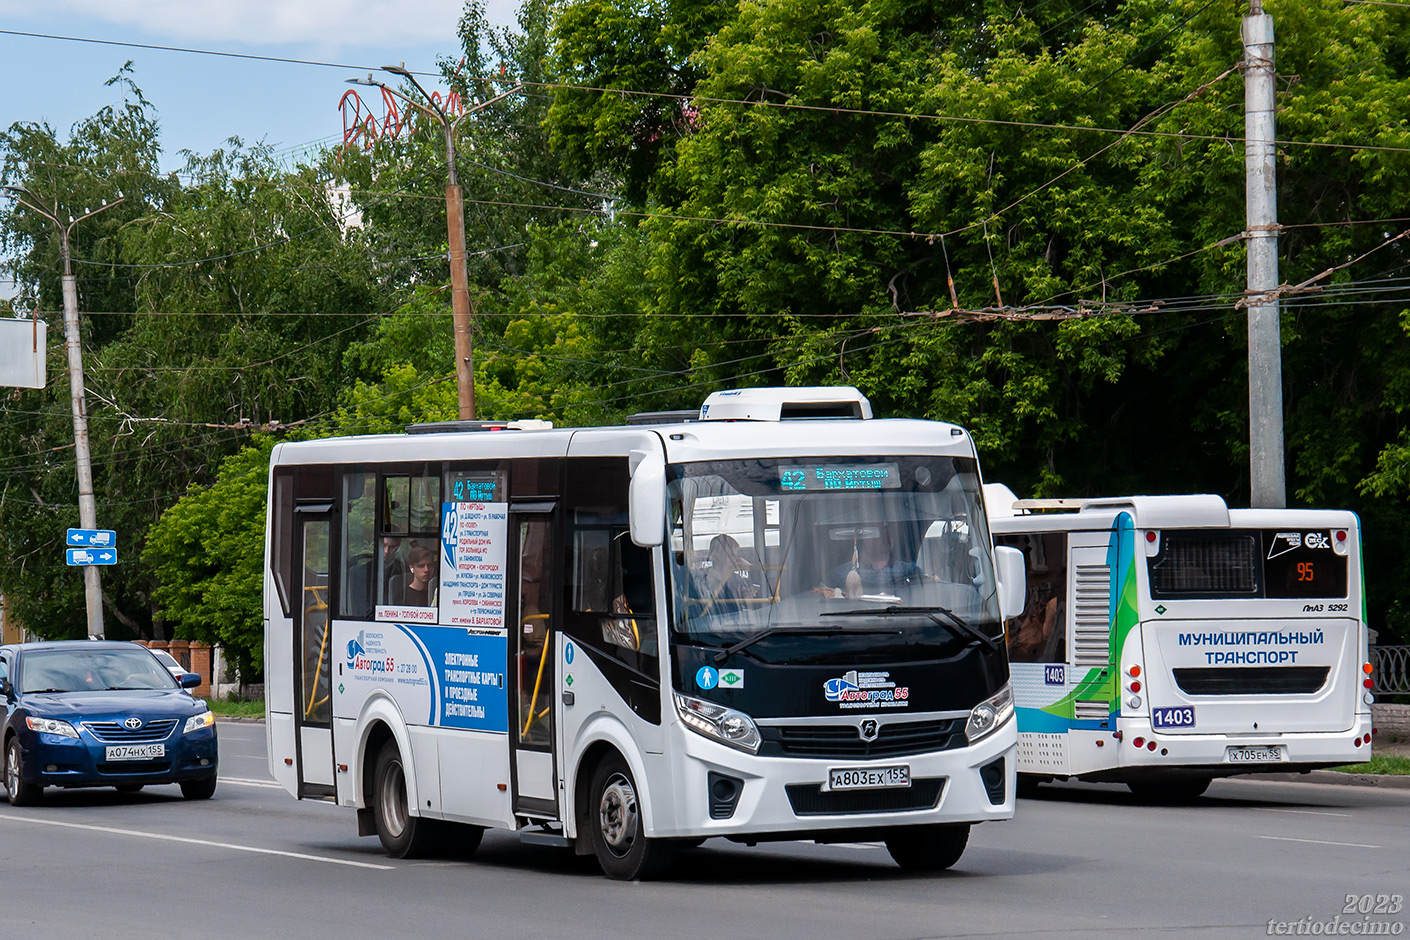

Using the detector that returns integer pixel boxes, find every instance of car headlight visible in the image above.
[184,711,215,734]
[26,716,79,738]
[673,692,761,753]
[965,683,1014,744]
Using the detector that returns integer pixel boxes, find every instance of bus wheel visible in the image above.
[372,740,442,858]
[1126,777,1211,803]
[884,823,970,872]
[589,754,673,880]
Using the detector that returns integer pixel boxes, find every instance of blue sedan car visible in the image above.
[2,641,218,805]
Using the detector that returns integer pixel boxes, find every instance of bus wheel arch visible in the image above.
[584,749,674,880]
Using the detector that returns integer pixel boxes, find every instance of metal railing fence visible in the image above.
[1371,645,1410,694]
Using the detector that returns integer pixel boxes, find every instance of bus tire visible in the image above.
[372,740,442,859]
[1126,777,1211,803]
[588,753,673,881]
[884,823,970,872]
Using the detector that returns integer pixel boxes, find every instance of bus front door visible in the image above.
[510,507,561,818]
[293,508,336,794]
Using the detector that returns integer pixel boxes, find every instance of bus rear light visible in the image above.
[1132,737,1145,748]
[1129,680,1142,693]
[1129,665,1141,678]
[1363,678,1373,689]
[1364,733,1372,744]
[1336,530,1347,542]
[1127,696,1142,708]
[1146,741,1157,751]
[1363,662,1374,674]
[1145,532,1157,542]
[1354,737,1362,747]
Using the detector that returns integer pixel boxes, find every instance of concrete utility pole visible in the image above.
[1243,0,1286,508]
[348,68,521,421]
[2,185,125,637]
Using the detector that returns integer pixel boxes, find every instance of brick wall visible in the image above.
[1371,703,1410,739]
[131,639,213,699]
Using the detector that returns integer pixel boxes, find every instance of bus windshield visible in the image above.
[667,456,1001,659]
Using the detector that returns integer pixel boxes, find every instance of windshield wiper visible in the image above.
[711,625,901,664]
[821,605,1001,651]
[22,688,71,694]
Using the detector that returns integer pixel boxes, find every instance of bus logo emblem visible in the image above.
[859,719,879,741]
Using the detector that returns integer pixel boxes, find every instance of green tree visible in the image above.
[142,438,275,677]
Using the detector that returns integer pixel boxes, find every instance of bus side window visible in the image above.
[339,471,377,620]
[1002,533,1067,663]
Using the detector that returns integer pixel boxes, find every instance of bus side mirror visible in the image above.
[629,452,666,548]
[993,546,1026,621]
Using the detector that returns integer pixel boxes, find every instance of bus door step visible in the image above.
[520,829,572,848]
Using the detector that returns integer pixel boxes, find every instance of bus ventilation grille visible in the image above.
[764,718,967,759]
[1172,666,1330,695]
[785,779,945,816]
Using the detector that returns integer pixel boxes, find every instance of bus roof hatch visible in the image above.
[699,386,873,422]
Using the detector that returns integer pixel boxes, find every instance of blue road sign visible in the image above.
[66,547,117,566]
[67,528,117,548]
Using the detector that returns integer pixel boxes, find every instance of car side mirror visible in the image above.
[180,673,201,689]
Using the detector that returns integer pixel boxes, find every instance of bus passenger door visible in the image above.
[293,507,336,793]
[510,506,561,818]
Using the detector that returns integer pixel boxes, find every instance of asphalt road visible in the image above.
[0,721,1405,940]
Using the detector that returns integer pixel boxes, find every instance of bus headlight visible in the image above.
[965,683,1014,744]
[673,692,761,753]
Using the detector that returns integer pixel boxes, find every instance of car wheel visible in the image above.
[588,753,673,880]
[115,784,145,794]
[884,823,970,872]
[5,738,43,807]
[372,740,443,858]
[180,776,217,800]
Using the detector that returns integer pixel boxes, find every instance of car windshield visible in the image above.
[18,647,179,693]
[667,455,1002,658]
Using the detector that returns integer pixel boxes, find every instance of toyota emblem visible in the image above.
[859,719,879,741]
[124,716,143,730]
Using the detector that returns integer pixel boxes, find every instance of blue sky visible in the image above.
[0,0,520,166]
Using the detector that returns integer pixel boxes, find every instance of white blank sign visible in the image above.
[0,317,46,388]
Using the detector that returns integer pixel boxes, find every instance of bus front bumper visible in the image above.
[650,718,1017,839]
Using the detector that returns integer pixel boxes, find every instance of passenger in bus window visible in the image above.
[1008,581,1060,662]
[379,537,404,605]
[402,545,438,608]
[823,526,922,598]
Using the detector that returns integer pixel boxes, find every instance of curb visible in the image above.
[214,716,266,724]
[1234,770,1410,790]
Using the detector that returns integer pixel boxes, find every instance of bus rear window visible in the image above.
[1149,535,1259,597]
[1148,530,1347,599]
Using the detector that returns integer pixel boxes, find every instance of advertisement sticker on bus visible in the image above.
[438,501,509,628]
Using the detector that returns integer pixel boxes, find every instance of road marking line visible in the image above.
[1258,835,1379,849]
[1253,808,1353,818]
[0,813,393,869]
